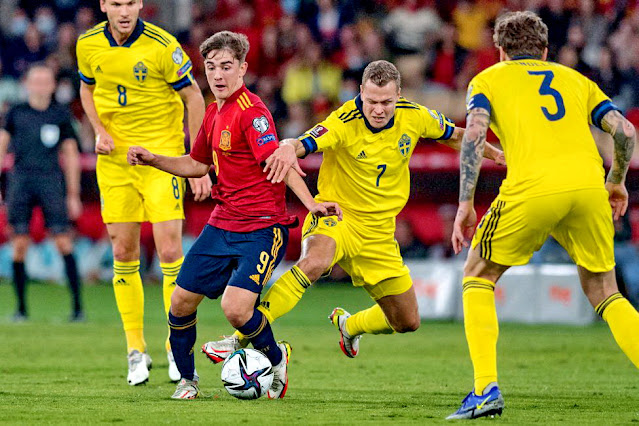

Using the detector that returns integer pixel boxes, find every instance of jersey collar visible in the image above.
[104,18,144,47]
[219,84,247,113]
[511,55,541,60]
[355,94,395,134]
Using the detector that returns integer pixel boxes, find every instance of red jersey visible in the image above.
[190,85,295,232]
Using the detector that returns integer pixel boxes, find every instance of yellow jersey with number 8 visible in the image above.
[466,58,618,201]
[76,19,194,155]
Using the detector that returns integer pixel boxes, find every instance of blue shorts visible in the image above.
[176,224,289,299]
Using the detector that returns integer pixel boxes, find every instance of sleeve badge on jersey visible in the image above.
[172,47,184,65]
[257,133,276,146]
[309,125,328,138]
[133,61,148,83]
[220,130,232,151]
[252,116,270,134]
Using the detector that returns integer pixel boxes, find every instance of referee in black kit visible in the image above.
[0,64,84,322]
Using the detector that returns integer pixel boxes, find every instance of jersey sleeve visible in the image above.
[417,105,455,140]
[587,79,620,131]
[466,75,492,116]
[76,40,95,85]
[59,109,77,141]
[298,109,346,155]
[160,38,195,91]
[239,105,280,164]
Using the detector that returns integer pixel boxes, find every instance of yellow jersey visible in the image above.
[466,58,618,201]
[76,19,195,155]
[299,95,454,226]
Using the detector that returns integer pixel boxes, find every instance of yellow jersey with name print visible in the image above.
[76,19,195,155]
[466,58,618,201]
[299,95,454,226]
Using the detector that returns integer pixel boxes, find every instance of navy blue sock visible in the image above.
[12,261,27,315]
[63,254,82,314]
[237,309,282,366]
[168,311,197,381]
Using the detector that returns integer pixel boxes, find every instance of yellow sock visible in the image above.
[596,292,639,368]
[161,257,183,352]
[113,260,145,353]
[462,276,499,395]
[345,303,394,336]
[234,265,312,346]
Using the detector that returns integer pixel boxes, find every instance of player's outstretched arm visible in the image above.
[601,110,636,220]
[452,107,491,254]
[283,167,342,220]
[79,81,114,155]
[264,138,307,183]
[440,127,505,166]
[128,146,210,178]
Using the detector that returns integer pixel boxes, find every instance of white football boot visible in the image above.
[202,335,241,364]
[329,307,361,358]
[127,350,151,386]
[167,350,180,382]
[171,376,200,400]
[267,341,291,399]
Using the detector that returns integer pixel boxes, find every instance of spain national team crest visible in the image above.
[220,130,232,151]
[398,134,411,157]
[133,61,148,83]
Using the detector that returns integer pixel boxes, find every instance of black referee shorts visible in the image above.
[6,173,70,235]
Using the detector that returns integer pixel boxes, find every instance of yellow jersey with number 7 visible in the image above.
[76,19,195,155]
[466,58,618,201]
[298,95,455,226]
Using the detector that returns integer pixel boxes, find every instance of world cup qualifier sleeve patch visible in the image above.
[252,116,270,134]
[309,125,328,138]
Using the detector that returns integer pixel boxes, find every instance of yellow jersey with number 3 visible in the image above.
[299,95,454,226]
[466,58,619,201]
[76,19,195,155]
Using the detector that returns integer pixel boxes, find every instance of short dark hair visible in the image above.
[200,31,250,62]
[362,60,401,89]
[493,11,548,59]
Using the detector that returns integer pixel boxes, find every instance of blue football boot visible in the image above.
[446,382,504,420]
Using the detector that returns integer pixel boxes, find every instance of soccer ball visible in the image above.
[221,348,273,400]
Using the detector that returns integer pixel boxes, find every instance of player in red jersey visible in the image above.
[128,31,341,399]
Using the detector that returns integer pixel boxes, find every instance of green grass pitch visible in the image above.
[0,280,638,424]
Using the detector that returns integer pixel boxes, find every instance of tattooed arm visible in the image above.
[451,107,491,254]
[438,127,506,165]
[601,110,636,220]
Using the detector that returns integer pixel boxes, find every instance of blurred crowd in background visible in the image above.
[1,0,639,149]
[0,0,639,304]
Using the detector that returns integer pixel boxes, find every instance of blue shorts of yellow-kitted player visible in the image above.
[176,224,289,299]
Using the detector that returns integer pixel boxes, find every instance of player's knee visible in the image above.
[12,237,29,261]
[53,235,73,255]
[393,317,420,333]
[296,257,329,283]
[221,298,252,328]
[170,289,195,317]
[156,244,182,264]
[112,244,139,262]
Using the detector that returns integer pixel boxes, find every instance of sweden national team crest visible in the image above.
[323,218,337,227]
[220,130,232,151]
[133,61,148,83]
[398,134,411,157]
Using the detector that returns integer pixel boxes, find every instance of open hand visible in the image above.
[451,201,477,255]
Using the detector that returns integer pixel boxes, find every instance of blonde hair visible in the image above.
[362,60,401,89]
